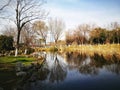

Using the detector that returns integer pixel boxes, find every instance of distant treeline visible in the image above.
[65,23,120,45]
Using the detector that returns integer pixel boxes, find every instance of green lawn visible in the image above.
[0,56,35,67]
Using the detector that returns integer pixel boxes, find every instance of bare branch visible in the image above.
[0,0,11,11]
[48,18,65,43]
[32,20,48,45]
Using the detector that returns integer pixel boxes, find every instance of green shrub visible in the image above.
[0,35,14,53]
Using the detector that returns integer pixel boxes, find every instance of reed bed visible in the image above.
[34,44,120,56]
[59,44,120,56]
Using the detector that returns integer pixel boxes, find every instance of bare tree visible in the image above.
[111,22,120,44]
[65,29,87,45]
[111,22,119,30]
[21,23,36,54]
[1,25,17,43]
[77,24,91,44]
[2,25,16,36]
[4,0,47,56]
[48,18,65,43]
[33,20,48,45]
[65,30,74,45]
[73,29,86,45]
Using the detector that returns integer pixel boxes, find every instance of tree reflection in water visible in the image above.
[14,52,120,90]
[49,53,67,83]
[65,52,87,69]
[65,52,120,75]
[14,53,67,90]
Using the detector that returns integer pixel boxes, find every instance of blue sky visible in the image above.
[45,0,120,29]
[0,0,120,32]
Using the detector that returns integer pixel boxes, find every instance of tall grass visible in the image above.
[34,46,58,52]
[33,44,120,57]
[59,44,120,56]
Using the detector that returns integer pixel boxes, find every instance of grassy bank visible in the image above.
[0,56,35,64]
[0,56,36,71]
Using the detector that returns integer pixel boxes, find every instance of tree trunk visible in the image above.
[44,40,46,46]
[15,30,21,56]
[55,39,57,44]
[15,48,18,57]
[24,49,27,55]
[17,30,21,46]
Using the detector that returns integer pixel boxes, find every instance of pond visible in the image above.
[0,52,120,90]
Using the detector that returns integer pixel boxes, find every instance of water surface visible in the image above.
[0,52,120,90]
